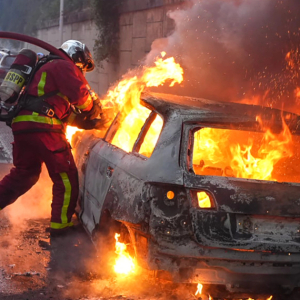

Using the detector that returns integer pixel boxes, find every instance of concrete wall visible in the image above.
[30,0,187,96]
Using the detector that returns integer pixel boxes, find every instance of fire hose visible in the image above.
[0,31,71,60]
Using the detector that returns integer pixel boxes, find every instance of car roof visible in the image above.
[141,92,300,133]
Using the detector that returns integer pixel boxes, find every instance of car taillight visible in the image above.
[191,190,216,209]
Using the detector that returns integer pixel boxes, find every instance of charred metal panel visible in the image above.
[107,167,146,223]
[72,132,102,198]
[184,173,300,216]
[145,183,192,238]
[82,111,184,229]
[81,140,125,234]
[142,92,300,133]
[184,173,300,252]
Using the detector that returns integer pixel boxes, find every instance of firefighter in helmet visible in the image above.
[0,40,103,237]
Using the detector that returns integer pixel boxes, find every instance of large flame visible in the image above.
[103,52,183,111]
[114,233,135,275]
[193,118,293,182]
[103,53,183,156]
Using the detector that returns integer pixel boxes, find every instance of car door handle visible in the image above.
[106,166,114,178]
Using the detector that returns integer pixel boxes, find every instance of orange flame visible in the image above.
[193,118,293,182]
[103,53,183,111]
[103,53,183,156]
[195,283,203,296]
[66,125,83,144]
[195,283,212,299]
[114,233,135,275]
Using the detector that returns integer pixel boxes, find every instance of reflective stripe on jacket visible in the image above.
[12,59,93,134]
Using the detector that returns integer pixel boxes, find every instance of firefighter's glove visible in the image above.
[87,99,102,120]
[72,114,109,130]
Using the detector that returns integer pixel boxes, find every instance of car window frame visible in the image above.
[182,123,261,175]
[183,122,300,183]
[104,103,164,159]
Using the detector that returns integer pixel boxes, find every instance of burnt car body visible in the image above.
[74,92,300,293]
[0,50,16,84]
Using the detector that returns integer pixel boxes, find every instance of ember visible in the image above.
[114,233,135,275]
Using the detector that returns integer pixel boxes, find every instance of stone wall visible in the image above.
[29,0,187,96]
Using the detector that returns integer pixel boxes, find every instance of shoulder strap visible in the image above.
[23,90,59,118]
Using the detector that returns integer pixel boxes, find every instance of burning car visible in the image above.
[74,91,300,296]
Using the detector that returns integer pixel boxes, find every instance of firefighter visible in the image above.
[0,40,102,237]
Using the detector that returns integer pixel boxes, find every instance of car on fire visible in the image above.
[0,50,17,84]
[73,92,300,296]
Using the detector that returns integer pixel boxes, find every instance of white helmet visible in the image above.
[60,40,95,72]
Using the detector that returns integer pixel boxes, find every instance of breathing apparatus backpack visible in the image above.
[0,49,61,126]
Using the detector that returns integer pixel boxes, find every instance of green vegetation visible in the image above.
[0,0,91,35]
[92,0,122,64]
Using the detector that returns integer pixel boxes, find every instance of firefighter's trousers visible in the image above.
[0,132,79,229]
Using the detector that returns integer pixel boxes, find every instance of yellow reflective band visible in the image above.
[57,92,69,102]
[76,96,92,110]
[59,172,72,224]
[4,71,25,87]
[38,72,47,96]
[67,112,77,125]
[50,222,74,229]
[12,115,62,125]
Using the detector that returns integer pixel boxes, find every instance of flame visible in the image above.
[114,233,135,275]
[195,283,203,296]
[66,125,83,143]
[193,118,293,182]
[103,53,183,156]
[194,286,272,300]
[103,53,183,110]
[195,283,212,299]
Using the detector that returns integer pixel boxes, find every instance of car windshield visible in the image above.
[192,127,300,183]
[2,56,16,67]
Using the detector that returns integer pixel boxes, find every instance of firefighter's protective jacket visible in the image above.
[11,58,93,134]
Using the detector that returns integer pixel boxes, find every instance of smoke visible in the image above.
[0,165,52,229]
[146,0,300,113]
